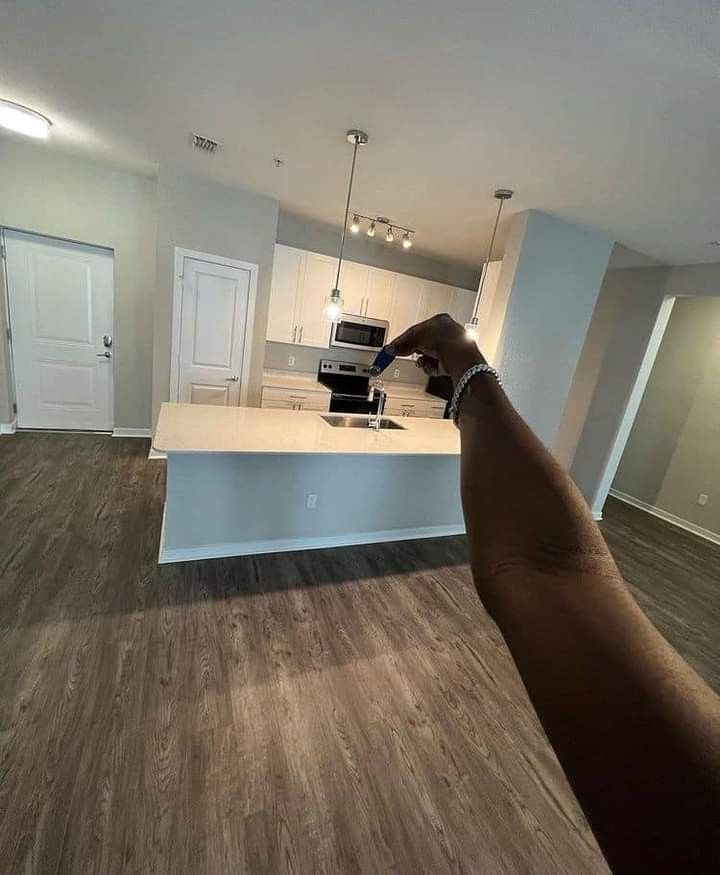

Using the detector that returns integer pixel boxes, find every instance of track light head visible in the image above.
[385,226,394,243]
[367,220,376,238]
[402,232,412,249]
[350,214,360,234]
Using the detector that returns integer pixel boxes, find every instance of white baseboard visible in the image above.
[0,419,17,435]
[609,489,720,547]
[113,427,152,438]
[158,509,466,564]
[148,447,166,460]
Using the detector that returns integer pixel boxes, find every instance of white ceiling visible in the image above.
[1,0,719,268]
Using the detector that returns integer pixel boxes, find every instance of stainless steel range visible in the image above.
[317,359,381,415]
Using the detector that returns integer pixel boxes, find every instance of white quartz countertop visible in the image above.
[154,402,460,456]
[261,370,330,393]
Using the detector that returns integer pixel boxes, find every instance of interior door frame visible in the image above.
[1,226,115,432]
[169,247,259,407]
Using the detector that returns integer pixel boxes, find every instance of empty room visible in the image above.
[1,2,718,872]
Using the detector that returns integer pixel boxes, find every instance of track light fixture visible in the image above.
[349,213,415,250]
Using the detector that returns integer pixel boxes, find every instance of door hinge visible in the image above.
[12,402,17,415]
[0,243,5,261]
[5,326,10,343]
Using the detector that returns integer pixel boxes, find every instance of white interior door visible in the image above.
[177,256,251,406]
[5,230,114,430]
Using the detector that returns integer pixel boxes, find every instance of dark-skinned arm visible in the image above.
[387,314,720,873]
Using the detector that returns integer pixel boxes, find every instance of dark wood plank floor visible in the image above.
[1,434,718,873]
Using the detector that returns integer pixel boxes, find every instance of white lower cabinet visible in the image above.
[384,395,446,419]
[261,386,331,412]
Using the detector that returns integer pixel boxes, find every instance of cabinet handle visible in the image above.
[298,325,303,343]
[292,325,297,343]
[363,297,368,316]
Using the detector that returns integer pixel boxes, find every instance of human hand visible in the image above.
[386,314,486,385]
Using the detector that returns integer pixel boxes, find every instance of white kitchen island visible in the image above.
[153,402,464,563]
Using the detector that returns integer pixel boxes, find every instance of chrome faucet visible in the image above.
[368,381,386,430]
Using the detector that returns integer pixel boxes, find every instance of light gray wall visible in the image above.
[569,268,669,505]
[153,169,279,421]
[614,297,720,535]
[277,210,481,290]
[494,210,613,447]
[0,140,157,428]
[0,261,12,423]
[568,263,720,518]
[555,275,620,468]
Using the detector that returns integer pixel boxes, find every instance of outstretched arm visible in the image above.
[388,315,720,873]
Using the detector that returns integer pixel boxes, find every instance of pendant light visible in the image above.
[465,189,513,342]
[324,129,369,322]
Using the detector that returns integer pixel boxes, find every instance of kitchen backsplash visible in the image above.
[263,342,427,385]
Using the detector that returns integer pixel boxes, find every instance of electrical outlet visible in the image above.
[306,493,318,510]
[697,493,709,506]
[393,368,400,379]
[288,355,295,367]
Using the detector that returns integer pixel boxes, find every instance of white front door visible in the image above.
[177,256,252,406]
[4,230,114,430]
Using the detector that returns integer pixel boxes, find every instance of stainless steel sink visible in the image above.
[321,415,405,430]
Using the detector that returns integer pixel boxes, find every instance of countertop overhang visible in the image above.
[154,403,460,456]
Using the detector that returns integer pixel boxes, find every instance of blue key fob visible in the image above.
[369,347,396,377]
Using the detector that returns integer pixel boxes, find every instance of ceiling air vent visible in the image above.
[191,133,221,154]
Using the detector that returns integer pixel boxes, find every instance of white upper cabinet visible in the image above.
[266,243,489,350]
[365,268,394,321]
[473,260,501,329]
[338,261,368,316]
[297,252,334,347]
[418,279,454,323]
[388,273,425,340]
[449,287,476,326]
[267,244,304,343]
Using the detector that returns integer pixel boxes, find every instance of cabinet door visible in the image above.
[338,261,368,316]
[418,280,454,323]
[388,274,425,342]
[365,267,394,320]
[297,253,334,348]
[267,244,304,343]
[473,260,501,328]
[449,287,476,326]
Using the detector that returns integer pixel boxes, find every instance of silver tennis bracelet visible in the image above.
[448,363,502,426]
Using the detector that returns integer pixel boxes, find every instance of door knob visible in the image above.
[96,351,112,358]
[103,334,112,348]
[225,376,239,382]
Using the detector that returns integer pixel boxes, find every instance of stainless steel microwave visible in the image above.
[330,314,389,352]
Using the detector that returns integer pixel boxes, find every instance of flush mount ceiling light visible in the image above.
[324,129,369,323]
[465,189,514,342]
[350,213,415,249]
[0,99,52,139]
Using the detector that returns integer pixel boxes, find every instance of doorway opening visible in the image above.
[609,295,720,544]
[2,229,114,431]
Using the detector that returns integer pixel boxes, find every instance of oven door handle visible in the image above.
[331,392,371,400]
